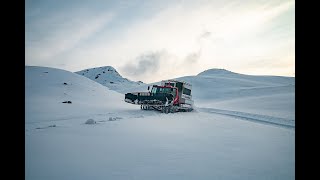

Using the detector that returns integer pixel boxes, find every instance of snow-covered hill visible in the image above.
[178,68,295,120]
[26,66,294,180]
[75,66,144,93]
[25,66,137,123]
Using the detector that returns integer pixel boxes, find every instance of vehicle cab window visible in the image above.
[151,87,158,94]
[171,88,176,97]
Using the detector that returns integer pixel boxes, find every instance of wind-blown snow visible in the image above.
[26,66,294,180]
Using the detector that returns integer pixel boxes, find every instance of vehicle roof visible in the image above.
[153,85,177,88]
[161,79,192,89]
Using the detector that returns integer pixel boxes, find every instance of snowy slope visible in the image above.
[25,66,137,123]
[177,69,295,120]
[26,66,295,180]
[179,68,294,101]
[75,66,144,93]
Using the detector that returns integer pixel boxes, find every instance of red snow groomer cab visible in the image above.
[124,80,194,113]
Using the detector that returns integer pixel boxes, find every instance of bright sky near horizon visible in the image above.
[26,0,294,83]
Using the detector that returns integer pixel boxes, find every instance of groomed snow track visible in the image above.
[198,107,295,129]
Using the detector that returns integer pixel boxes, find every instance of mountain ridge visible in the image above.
[75,66,144,93]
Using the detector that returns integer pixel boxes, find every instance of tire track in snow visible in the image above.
[197,107,295,129]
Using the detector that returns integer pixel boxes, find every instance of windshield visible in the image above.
[151,87,175,94]
[151,87,158,94]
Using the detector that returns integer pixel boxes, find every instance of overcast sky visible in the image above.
[26,0,295,83]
